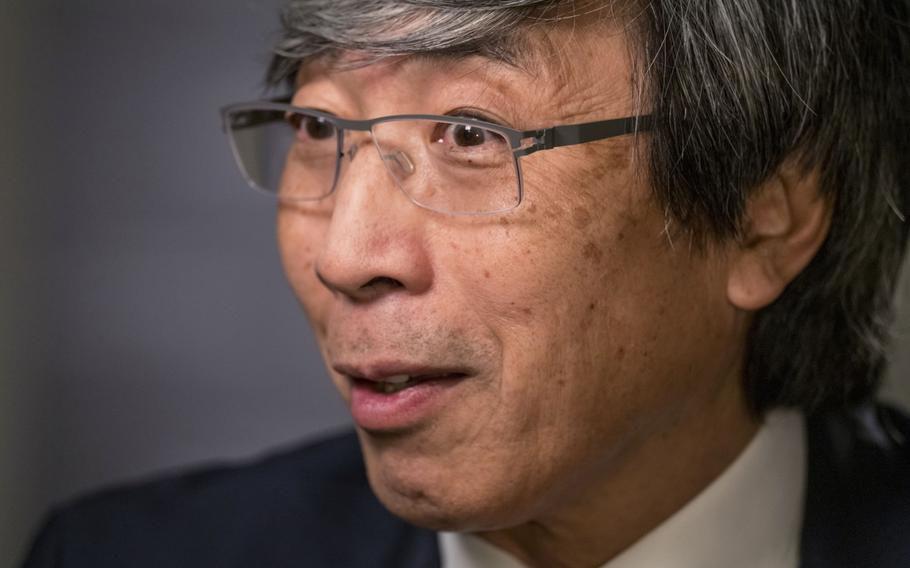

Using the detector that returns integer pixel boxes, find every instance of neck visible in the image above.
[477,376,758,568]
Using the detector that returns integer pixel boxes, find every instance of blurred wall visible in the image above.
[2,2,38,565]
[5,2,352,565]
[3,2,909,566]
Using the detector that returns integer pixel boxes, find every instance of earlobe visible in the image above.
[727,164,832,311]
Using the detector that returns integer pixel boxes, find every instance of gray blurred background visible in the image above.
[1,2,908,566]
[1,2,352,564]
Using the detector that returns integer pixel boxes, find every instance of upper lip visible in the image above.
[332,361,472,382]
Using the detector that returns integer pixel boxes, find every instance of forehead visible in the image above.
[293,19,637,125]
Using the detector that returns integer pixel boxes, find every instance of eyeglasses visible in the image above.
[220,98,651,215]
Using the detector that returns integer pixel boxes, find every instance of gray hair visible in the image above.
[267,0,548,82]
[268,0,910,414]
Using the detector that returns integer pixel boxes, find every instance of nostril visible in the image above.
[315,261,412,299]
[363,276,403,290]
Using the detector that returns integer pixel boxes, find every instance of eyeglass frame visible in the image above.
[220,96,653,215]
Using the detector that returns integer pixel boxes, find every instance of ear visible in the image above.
[726,162,832,311]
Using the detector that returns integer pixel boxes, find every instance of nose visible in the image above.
[314,139,433,302]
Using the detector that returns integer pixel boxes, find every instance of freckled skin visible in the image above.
[278,20,756,568]
[581,241,604,262]
[571,206,593,229]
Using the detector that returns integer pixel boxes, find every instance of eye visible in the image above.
[432,122,507,149]
[453,124,486,147]
[304,116,336,140]
[287,113,337,140]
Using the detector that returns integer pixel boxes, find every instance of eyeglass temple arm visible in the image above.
[518,115,652,156]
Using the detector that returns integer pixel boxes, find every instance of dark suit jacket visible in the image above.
[21,404,910,567]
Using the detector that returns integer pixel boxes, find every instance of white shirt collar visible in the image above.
[440,409,806,568]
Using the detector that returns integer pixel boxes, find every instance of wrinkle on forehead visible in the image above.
[523,17,639,116]
[297,34,636,126]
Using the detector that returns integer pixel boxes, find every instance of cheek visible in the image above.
[433,183,631,434]
[445,145,725,444]
[277,211,330,332]
[450,146,646,346]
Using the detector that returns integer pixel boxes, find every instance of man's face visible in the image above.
[278,23,750,530]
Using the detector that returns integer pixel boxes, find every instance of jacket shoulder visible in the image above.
[22,430,438,568]
[801,403,910,568]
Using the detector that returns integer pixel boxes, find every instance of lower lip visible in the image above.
[350,376,466,431]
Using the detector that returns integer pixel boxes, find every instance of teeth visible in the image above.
[372,375,415,394]
[385,374,411,384]
[367,372,463,394]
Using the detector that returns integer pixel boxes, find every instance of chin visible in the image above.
[372,488,479,532]
[360,442,538,532]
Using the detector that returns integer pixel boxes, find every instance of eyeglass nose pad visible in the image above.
[381,150,415,178]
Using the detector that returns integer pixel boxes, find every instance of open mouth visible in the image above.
[337,363,474,430]
[359,372,468,394]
